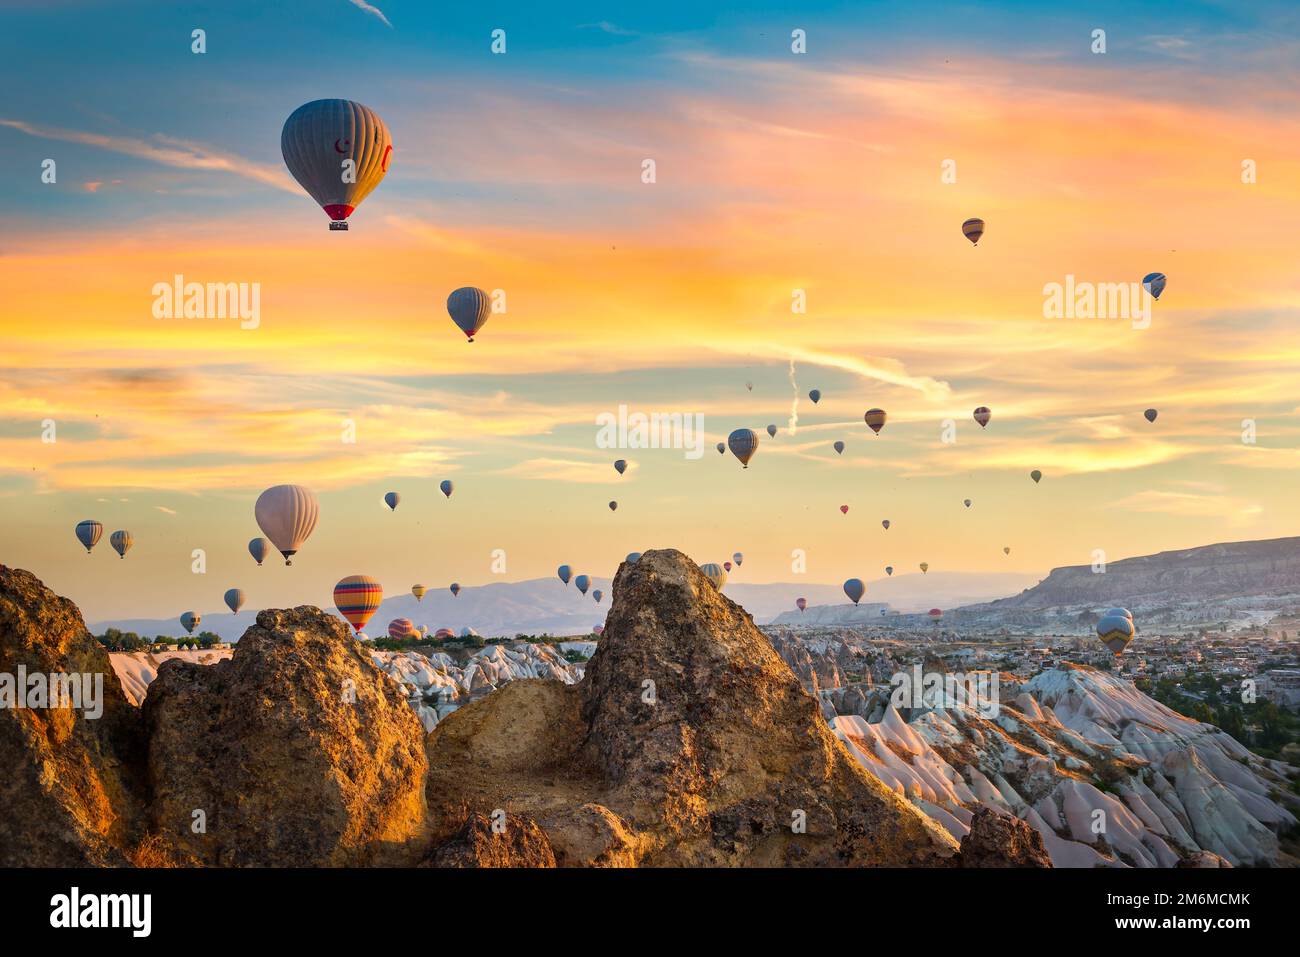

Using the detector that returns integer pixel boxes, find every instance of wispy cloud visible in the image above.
[347,0,392,29]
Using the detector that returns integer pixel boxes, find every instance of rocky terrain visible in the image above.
[2,553,1035,867]
[822,664,1297,867]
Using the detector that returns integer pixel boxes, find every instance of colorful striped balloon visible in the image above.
[281,99,392,230]
[75,519,103,554]
[333,575,383,633]
[962,217,985,245]
[109,529,133,558]
[387,618,416,640]
[447,286,491,342]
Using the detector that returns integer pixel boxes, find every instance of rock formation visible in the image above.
[0,565,144,866]
[142,606,428,866]
[423,548,961,866]
[960,808,1052,867]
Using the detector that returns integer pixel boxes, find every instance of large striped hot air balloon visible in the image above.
[1097,613,1135,655]
[728,428,759,468]
[388,618,417,641]
[248,537,270,566]
[574,575,591,595]
[843,578,866,604]
[334,575,382,634]
[557,565,572,585]
[447,287,491,342]
[224,588,245,614]
[281,99,392,231]
[255,485,319,565]
[411,584,426,602]
[700,563,727,590]
[962,217,985,245]
[864,409,887,435]
[75,519,102,554]
[110,530,133,559]
[180,611,200,635]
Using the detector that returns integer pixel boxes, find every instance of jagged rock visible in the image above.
[539,803,643,867]
[0,566,143,866]
[425,549,959,867]
[142,606,427,866]
[1176,850,1232,868]
[424,811,556,868]
[960,807,1052,867]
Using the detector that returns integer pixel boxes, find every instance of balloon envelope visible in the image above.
[557,565,572,584]
[882,519,890,530]
[614,459,627,474]
[248,537,270,565]
[962,217,985,244]
[796,597,807,612]
[387,618,416,640]
[973,406,991,428]
[625,552,641,565]
[864,409,887,434]
[608,500,618,511]
[1097,614,1136,655]
[574,574,591,595]
[450,583,461,596]
[440,480,454,498]
[110,529,133,558]
[833,440,845,455]
[1142,272,1166,300]
[1030,470,1042,483]
[727,428,759,468]
[700,563,727,589]
[885,566,893,576]
[281,99,392,226]
[180,612,200,635]
[592,589,603,604]
[716,442,725,454]
[808,389,821,404]
[254,485,319,565]
[447,286,491,341]
[224,589,245,614]
[75,519,102,554]
[840,505,849,514]
[766,424,777,437]
[1144,408,1158,423]
[843,578,866,604]
[732,552,743,566]
[334,575,382,633]
[411,584,426,602]
[384,491,400,511]
[920,562,929,573]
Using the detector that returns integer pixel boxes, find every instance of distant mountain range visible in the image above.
[88,570,1041,640]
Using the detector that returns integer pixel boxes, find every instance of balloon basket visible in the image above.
[329,221,349,231]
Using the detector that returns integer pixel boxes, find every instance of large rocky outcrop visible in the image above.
[0,565,144,866]
[424,549,960,866]
[142,607,428,866]
[960,808,1052,867]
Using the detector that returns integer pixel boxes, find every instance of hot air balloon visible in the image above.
[440,480,454,498]
[1096,613,1135,655]
[384,491,400,511]
[809,389,821,404]
[962,217,985,245]
[728,428,759,468]
[745,381,753,391]
[608,500,618,512]
[180,612,200,635]
[281,99,392,230]
[626,552,641,564]
[882,519,890,530]
[833,440,845,455]
[557,565,572,585]
[920,562,929,574]
[1030,470,1042,484]
[411,584,426,602]
[334,575,382,633]
[449,582,461,597]
[843,578,866,604]
[574,574,591,595]
[224,588,245,614]
[963,499,972,508]
[723,561,732,572]
[593,624,604,636]
[732,552,743,566]
[928,608,943,622]
[973,407,991,428]
[864,409,887,434]
[447,286,491,342]
[1142,272,1166,300]
[885,566,893,576]
[767,424,777,437]
[716,442,725,455]
[1144,408,1158,423]
[254,484,319,565]
[110,530,133,558]
[388,618,417,641]
[248,537,270,566]
[840,505,850,514]
[614,459,627,475]
[75,520,102,554]
[1003,546,1011,555]
[435,627,454,640]
[1104,607,1133,620]
[700,563,727,589]
[592,589,603,604]
[796,597,807,612]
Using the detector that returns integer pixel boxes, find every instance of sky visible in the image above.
[1,0,1299,621]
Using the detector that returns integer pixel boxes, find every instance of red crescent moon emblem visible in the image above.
[333,138,350,154]
[381,144,392,172]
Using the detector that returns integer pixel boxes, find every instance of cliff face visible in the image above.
[424,548,960,866]
[978,536,1300,610]
[0,565,144,866]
